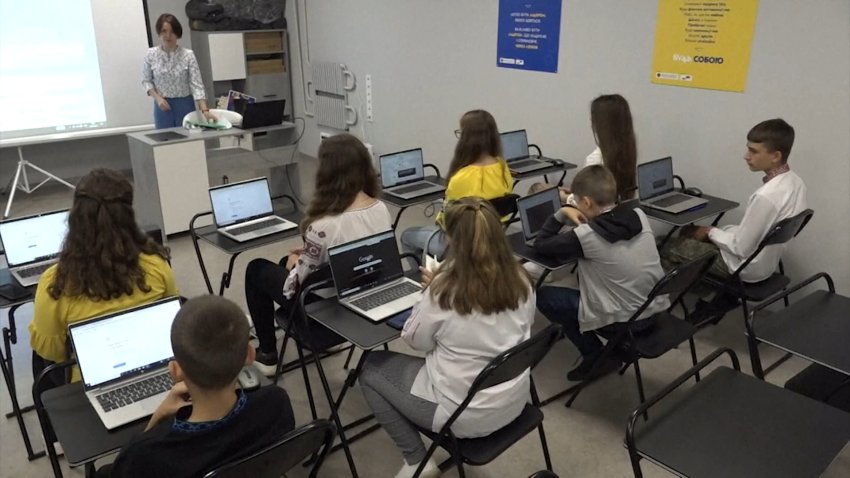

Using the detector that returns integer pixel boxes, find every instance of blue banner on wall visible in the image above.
[496,0,562,73]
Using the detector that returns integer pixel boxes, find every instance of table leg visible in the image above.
[217,253,241,296]
[658,226,680,250]
[2,304,45,460]
[555,170,568,187]
[711,212,727,227]
[190,230,215,294]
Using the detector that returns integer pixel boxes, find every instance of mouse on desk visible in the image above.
[237,366,261,391]
[683,187,703,197]
[549,158,565,167]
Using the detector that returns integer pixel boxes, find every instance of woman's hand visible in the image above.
[560,206,587,225]
[156,97,171,112]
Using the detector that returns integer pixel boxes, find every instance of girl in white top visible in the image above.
[244,134,391,376]
[359,197,536,478]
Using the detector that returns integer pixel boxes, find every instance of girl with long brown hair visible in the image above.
[400,109,512,258]
[359,197,535,478]
[586,93,638,200]
[244,133,391,375]
[29,168,178,382]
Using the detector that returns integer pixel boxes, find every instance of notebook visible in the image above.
[208,177,297,242]
[518,187,561,246]
[0,209,69,287]
[638,157,707,214]
[328,230,422,322]
[240,100,286,129]
[379,148,445,200]
[500,130,553,174]
[69,297,182,430]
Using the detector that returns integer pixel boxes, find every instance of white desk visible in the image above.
[127,123,297,236]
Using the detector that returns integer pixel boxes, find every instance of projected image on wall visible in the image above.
[0,0,107,135]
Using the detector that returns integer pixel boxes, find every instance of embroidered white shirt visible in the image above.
[142,46,206,100]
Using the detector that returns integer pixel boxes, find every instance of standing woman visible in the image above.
[29,169,178,384]
[583,93,638,200]
[142,13,216,129]
[360,197,536,478]
[400,109,512,258]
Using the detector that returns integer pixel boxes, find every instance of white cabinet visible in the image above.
[207,33,247,81]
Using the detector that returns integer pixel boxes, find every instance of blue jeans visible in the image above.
[400,225,447,259]
[153,95,195,129]
[536,286,603,358]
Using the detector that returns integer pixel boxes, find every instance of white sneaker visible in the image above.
[394,458,440,478]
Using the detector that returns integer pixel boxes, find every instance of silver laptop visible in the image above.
[380,148,445,200]
[638,157,708,214]
[0,209,69,287]
[69,297,182,430]
[501,130,553,174]
[518,187,561,246]
[209,177,297,242]
[328,230,422,323]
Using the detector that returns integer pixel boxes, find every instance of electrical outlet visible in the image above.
[365,74,373,122]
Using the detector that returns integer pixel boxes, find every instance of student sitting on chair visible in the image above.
[105,295,295,477]
[400,109,512,258]
[360,197,536,478]
[533,165,669,381]
[661,119,807,290]
[244,133,392,376]
[29,168,178,386]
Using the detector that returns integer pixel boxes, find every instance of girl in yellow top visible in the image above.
[29,169,178,385]
[401,109,512,258]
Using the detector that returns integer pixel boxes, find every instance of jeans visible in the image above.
[153,95,195,129]
[400,225,447,259]
[535,286,603,358]
[244,258,295,354]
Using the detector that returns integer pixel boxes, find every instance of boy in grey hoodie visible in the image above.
[534,165,669,381]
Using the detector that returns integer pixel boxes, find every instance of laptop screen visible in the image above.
[0,209,69,267]
[379,149,425,188]
[501,130,529,161]
[209,178,274,227]
[70,298,181,389]
[241,99,286,129]
[518,188,560,241]
[328,230,403,299]
[638,157,675,200]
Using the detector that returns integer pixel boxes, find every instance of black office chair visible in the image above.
[409,324,562,478]
[33,359,77,478]
[489,193,521,226]
[555,252,716,412]
[203,419,336,478]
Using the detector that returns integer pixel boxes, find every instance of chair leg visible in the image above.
[530,378,554,471]
[295,344,319,420]
[742,301,766,379]
[273,331,291,385]
[633,360,648,421]
[343,346,356,370]
[312,347,360,478]
[689,337,700,383]
[618,362,631,376]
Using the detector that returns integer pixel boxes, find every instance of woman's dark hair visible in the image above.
[590,94,637,200]
[49,169,170,300]
[155,13,183,38]
[302,134,381,233]
[447,110,503,181]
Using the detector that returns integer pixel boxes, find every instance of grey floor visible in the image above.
[1,167,810,478]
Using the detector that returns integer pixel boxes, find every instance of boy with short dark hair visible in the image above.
[108,295,294,477]
[534,165,669,381]
[663,118,808,283]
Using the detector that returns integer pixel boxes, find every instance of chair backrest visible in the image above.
[470,324,562,394]
[732,208,813,277]
[489,194,521,218]
[204,419,335,478]
[624,252,716,323]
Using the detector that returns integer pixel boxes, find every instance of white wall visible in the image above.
[287,0,850,294]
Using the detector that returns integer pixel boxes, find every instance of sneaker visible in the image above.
[395,458,440,478]
[567,355,622,382]
[253,348,279,377]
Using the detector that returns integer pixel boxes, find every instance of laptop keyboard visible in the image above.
[651,193,692,208]
[96,373,173,412]
[228,217,285,236]
[17,262,52,278]
[351,282,421,311]
[510,159,539,169]
[391,183,434,195]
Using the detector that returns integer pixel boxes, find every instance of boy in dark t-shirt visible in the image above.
[106,295,295,477]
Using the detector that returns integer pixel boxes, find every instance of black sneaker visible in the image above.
[567,355,622,382]
[254,348,279,377]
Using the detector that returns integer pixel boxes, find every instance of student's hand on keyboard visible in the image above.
[145,381,191,432]
[419,267,434,289]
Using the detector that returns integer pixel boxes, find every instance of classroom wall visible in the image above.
[286,0,850,294]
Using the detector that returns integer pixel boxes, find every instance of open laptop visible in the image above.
[209,177,297,243]
[240,100,286,129]
[638,157,708,214]
[69,297,182,430]
[328,230,422,323]
[379,148,445,200]
[0,209,69,287]
[501,130,553,174]
[518,187,561,246]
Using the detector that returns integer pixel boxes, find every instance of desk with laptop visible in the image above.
[378,148,447,229]
[500,129,577,186]
[189,177,302,295]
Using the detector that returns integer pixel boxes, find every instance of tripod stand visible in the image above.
[3,146,74,218]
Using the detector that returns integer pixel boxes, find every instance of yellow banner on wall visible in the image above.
[651,0,759,92]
